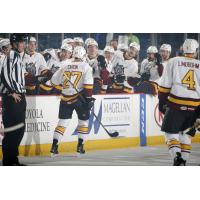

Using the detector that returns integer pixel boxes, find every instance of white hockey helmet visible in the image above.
[0,38,10,48]
[62,38,74,46]
[183,39,199,54]
[61,43,73,53]
[85,38,95,46]
[117,43,128,51]
[104,46,115,54]
[74,37,84,44]
[73,46,86,60]
[129,42,140,51]
[43,48,58,60]
[86,39,98,47]
[147,46,158,54]
[29,36,37,43]
[160,44,171,52]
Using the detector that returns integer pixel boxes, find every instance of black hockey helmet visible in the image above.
[10,33,27,45]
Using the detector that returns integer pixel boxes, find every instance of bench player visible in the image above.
[50,46,94,155]
[158,39,200,166]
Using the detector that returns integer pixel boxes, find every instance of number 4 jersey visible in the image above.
[158,56,200,111]
[50,60,93,103]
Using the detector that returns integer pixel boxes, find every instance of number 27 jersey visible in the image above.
[51,61,93,102]
[158,56,200,110]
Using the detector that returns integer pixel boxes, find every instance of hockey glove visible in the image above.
[85,97,96,110]
[158,100,167,114]
[155,53,162,65]
[43,52,52,62]
[25,73,37,86]
[97,55,107,68]
[184,118,200,137]
[140,72,150,81]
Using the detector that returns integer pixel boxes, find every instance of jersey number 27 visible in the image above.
[63,71,82,89]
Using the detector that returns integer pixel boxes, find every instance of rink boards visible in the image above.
[0,94,200,157]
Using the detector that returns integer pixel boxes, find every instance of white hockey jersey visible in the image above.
[25,52,48,76]
[124,58,139,78]
[105,58,113,73]
[159,56,200,110]
[140,59,160,83]
[161,60,169,69]
[51,61,93,102]
[111,50,138,77]
[86,56,100,79]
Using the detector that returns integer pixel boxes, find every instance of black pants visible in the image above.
[59,100,90,120]
[1,94,26,166]
[161,108,196,133]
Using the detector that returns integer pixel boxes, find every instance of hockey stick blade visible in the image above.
[107,131,119,138]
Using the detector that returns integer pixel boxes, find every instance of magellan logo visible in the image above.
[154,103,164,127]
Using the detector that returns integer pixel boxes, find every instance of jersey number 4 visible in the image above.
[63,71,82,89]
[181,70,196,90]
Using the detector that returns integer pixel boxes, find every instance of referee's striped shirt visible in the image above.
[0,50,26,94]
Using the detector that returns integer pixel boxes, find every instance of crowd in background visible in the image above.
[0,34,182,96]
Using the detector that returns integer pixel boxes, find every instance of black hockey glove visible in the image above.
[158,100,167,114]
[43,52,52,62]
[184,127,196,137]
[114,74,125,84]
[85,97,96,110]
[155,53,162,65]
[140,72,150,81]
[97,55,107,68]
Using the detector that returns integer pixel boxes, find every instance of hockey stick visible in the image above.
[0,123,24,133]
[63,73,119,138]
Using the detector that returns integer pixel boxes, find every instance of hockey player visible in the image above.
[86,39,108,94]
[159,44,171,68]
[40,44,73,94]
[140,46,163,82]
[109,42,139,94]
[0,38,10,56]
[124,42,140,92]
[139,46,163,95]
[25,37,52,95]
[106,43,126,93]
[104,46,115,72]
[101,46,115,93]
[50,46,94,155]
[158,39,200,166]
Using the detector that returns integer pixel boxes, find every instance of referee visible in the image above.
[0,34,27,166]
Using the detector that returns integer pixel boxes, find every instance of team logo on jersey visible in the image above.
[113,63,124,75]
[154,103,164,127]
[26,62,36,75]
